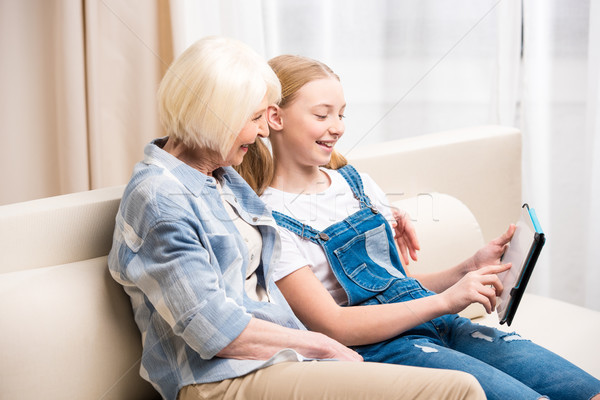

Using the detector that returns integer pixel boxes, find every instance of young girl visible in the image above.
[236,54,600,400]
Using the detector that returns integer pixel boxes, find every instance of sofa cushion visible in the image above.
[0,256,159,400]
[392,193,486,319]
[476,293,600,379]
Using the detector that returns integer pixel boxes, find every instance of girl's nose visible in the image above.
[329,117,345,135]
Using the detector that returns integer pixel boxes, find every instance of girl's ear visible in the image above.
[266,105,284,131]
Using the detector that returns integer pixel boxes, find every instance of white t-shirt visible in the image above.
[261,168,393,305]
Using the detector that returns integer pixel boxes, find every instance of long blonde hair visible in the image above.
[235,55,347,195]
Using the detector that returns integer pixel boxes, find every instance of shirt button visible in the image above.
[252,217,258,222]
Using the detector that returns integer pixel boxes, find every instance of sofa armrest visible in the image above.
[347,125,522,242]
[0,186,159,400]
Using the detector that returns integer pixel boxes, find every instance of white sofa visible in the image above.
[1,125,598,399]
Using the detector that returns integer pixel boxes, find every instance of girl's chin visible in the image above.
[315,156,333,167]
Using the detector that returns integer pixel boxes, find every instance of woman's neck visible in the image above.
[270,158,330,194]
[162,137,224,176]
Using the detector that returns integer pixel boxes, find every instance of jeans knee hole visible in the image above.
[470,330,494,342]
[501,333,527,342]
[414,344,438,353]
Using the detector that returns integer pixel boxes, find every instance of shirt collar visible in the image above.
[143,137,226,197]
[143,137,275,223]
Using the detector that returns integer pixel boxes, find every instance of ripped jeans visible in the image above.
[356,279,600,400]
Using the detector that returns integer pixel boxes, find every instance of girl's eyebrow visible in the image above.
[311,103,347,109]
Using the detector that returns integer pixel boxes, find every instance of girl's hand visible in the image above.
[471,224,516,271]
[440,263,512,314]
[391,208,420,266]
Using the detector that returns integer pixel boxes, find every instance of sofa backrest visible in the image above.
[0,186,160,400]
[347,125,522,243]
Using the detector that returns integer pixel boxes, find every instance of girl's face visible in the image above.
[225,95,269,166]
[277,78,346,167]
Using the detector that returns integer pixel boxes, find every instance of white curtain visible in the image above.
[519,0,599,310]
[172,0,508,147]
[172,0,599,310]
[585,0,600,310]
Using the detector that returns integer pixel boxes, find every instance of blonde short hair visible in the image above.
[157,36,281,157]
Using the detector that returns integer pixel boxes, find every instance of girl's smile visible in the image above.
[316,139,337,152]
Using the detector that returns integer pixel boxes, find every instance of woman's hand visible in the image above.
[303,331,364,362]
[216,318,363,362]
[470,224,516,271]
[440,263,512,314]
[391,208,420,266]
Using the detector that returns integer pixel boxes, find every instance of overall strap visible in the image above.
[271,210,326,244]
[337,165,375,209]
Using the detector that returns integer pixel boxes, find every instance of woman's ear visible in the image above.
[266,105,284,131]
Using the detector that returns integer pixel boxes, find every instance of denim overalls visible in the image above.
[272,165,600,400]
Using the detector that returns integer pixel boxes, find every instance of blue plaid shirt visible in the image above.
[108,138,306,400]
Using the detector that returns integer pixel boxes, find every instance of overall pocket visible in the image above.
[333,224,397,292]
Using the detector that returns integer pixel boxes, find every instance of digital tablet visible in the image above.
[496,204,546,326]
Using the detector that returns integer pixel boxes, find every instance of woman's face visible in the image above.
[225,95,270,166]
[277,78,346,168]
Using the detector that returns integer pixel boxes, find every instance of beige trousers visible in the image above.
[178,361,485,400]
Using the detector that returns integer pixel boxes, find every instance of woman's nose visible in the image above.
[257,118,269,138]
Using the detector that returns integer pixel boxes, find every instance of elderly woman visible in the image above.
[108,36,485,400]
